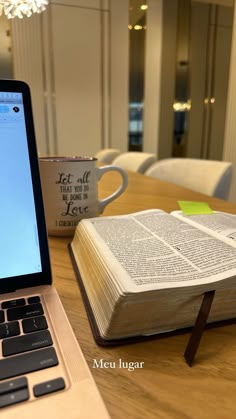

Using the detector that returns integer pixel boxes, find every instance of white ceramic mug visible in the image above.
[39,156,128,236]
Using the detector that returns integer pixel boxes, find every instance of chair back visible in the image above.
[95,148,121,164]
[113,152,157,173]
[145,158,233,200]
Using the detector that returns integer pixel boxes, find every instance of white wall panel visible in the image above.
[110,0,129,152]
[50,4,102,156]
[50,0,101,8]
[49,0,109,11]
[11,15,48,155]
[11,1,107,157]
[143,0,162,155]
[101,9,110,149]
[223,2,236,202]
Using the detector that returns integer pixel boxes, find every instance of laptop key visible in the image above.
[28,296,41,304]
[22,315,48,334]
[0,377,27,396]
[0,388,29,408]
[2,330,53,357]
[7,303,44,321]
[2,298,26,309]
[0,311,4,323]
[0,322,20,339]
[0,347,59,380]
[33,377,65,397]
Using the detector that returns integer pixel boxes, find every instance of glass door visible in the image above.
[159,0,234,160]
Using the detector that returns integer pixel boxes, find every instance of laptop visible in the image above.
[0,80,110,419]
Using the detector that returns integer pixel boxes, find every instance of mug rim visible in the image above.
[39,156,97,162]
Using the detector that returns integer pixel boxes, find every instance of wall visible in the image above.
[223,0,236,202]
[9,0,236,203]
[11,0,110,156]
[11,13,47,155]
[109,0,129,152]
[46,2,103,156]
[143,0,162,155]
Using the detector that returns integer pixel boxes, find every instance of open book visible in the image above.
[69,209,236,345]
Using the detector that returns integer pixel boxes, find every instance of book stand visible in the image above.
[184,290,215,366]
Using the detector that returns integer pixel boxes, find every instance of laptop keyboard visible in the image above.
[0,296,65,408]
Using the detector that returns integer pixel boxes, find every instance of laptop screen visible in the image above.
[0,80,51,290]
[0,91,42,279]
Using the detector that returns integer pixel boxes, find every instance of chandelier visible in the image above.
[0,0,48,19]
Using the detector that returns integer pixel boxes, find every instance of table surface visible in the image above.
[49,170,236,419]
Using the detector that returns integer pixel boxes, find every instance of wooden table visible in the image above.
[49,170,236,419]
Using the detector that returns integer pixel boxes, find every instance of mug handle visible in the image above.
[96,165,128,213]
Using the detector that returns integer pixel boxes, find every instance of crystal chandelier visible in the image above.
[0,0,48,19]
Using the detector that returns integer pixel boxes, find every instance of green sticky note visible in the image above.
[178,201,214,215]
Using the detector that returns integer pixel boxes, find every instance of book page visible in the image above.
[172,211,236,243]
[79,209,236,292]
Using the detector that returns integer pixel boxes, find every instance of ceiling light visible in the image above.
[0,0,48,19]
